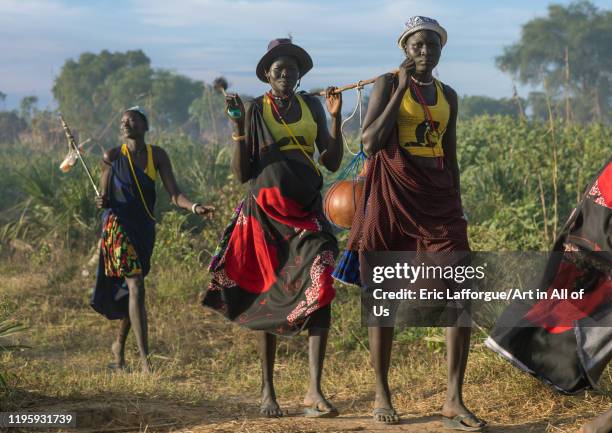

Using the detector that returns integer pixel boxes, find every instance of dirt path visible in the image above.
[31,399,554,433]
[1,267,598,433]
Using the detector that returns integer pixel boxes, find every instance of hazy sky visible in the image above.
[1,0,611,110]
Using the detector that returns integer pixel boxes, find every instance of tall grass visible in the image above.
[1,116,609,256]
[0,117,609,431]
[457,116,610,250]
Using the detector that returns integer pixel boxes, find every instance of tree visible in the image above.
[53,50,153,143]
[19,96,38,121]
[150,70,203,130]
[496,1,612,123]
[0,91,6,110]
[458,95,522,120]
[527,91,562,122]
[53,50,211,142]
[0,112,27,143]
[188,84,232,142]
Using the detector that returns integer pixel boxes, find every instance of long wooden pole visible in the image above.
[59,114,100,197]
[306,69,399,96]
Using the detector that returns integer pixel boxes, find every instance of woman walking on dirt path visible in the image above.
[91,106,214,373]
[202,38,343,418]
[333,17,486,430]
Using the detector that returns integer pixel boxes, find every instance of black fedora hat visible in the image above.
[256,38,313,83]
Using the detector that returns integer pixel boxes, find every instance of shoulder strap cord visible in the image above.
[123,144,157,222]
[267,93,321,177]
[410,81,444,167]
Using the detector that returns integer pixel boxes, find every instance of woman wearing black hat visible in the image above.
[202,38,343,418]
[334,17,485,429]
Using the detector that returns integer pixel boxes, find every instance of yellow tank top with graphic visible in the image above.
[121,143,156,181]
[397,80,449,157]
[262,94,318,155]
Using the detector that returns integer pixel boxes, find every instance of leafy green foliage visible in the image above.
[19,96,38,122]
[151,70,203,130]
[52,50,219,145]
[459,95,522,120]
[0,112,27,143]
[53,50,152,141]
[496,1,612,123]
[458,115,610,249]
[187,86,233,142]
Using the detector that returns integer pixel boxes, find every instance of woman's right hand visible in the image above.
[398,57,416,90]
[95,194,108,209]
[225,94,245,128]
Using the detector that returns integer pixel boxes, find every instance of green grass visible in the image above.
[0,254,609,432]
[0,117,610,431]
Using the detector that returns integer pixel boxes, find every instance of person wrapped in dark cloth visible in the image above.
[486,159,612,433]
[201,39,344,418]
[91,106,214,373]
[332,17,485,430]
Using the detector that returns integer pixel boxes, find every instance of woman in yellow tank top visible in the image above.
[203,39,344,419]
[338,17,485,430]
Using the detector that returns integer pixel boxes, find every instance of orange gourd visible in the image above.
[323,179,364,229]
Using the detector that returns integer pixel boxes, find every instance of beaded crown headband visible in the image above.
[397,16,447,49]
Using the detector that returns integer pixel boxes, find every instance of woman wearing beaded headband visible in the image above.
[334,17,485,430]
[202,38,344,418]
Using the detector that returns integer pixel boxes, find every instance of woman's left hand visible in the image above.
[195,204,216,218]
[325,86,342,117]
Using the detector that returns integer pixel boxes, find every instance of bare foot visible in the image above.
[108,341,125,370]
[442,400,485,430]
[140,357,151,374]
[260,389,282,417]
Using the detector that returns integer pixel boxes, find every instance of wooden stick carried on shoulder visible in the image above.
[306,69,399,96]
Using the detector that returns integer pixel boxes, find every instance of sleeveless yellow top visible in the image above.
[262,94,318,155]
[397,80,449,157]
[121,143,156,180]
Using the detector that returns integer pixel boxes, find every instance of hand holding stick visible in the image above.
[213,77,243,119]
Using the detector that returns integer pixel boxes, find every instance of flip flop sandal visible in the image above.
[259,405,283,418]
[372,407,400,425]
[303,401,339,418]
[442,414,486,431]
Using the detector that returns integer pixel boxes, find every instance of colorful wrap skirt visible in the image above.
[202,96,338,335]
[90,151,156,320]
